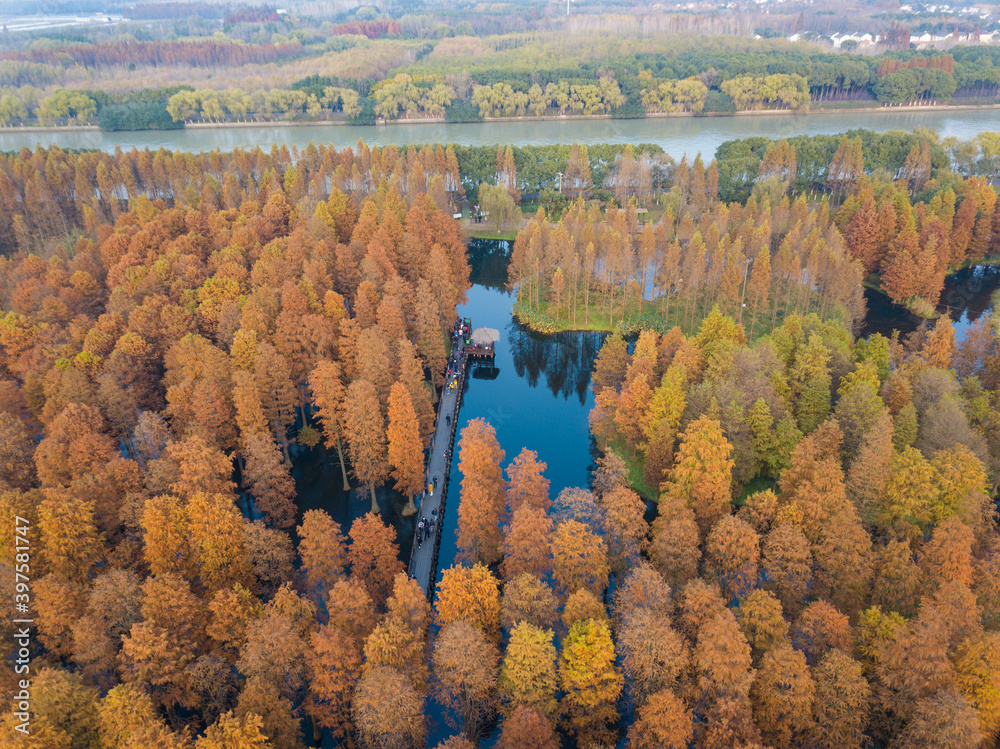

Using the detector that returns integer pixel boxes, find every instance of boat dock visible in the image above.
[406,317,472,596]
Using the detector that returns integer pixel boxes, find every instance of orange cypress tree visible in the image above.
[500,573,559,633]
[751,642,816,747]
[950,195,977,268]
[243,431,297,528]
[762,523,813,616]
[395,338,435,440]
[614,373,652,452]
[705,514,761,602]
[812,649,871,749]
[601,485,648,578]
[845,197,882,274]
[435,563,501,642]
[551,519,609,599]
[915,235,945,304]
[309,360,350,490]
[922,316,957,368]
[297,509,347,603]
[694,609,754,703]
[559,619,623,745]
[881,219,921,302]
[456,419,506,566]
[497,706,558,749]
[498,622,559,719]
[502,506,553,581]
[505,448,550,515]
[304,624,361,739]
[431,621,500,744]
[387,382,424,516]
[343,379,387,514]
[627,689,693,749]
[347,512,404,609]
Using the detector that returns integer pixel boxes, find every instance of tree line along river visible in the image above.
[3,106,998,161]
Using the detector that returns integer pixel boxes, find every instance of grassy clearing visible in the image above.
[608,441,657,501]
[513,292,792,339]
[464,226,518,240]
[734,476,776,506]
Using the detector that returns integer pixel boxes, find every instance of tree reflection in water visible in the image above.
[468,237,608,405]
[509,324,606,405]
[467,237,512,291]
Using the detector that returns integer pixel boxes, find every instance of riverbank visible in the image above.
[5,100,1000,134]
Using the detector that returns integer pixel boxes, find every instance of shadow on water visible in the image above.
[290,443,416,561]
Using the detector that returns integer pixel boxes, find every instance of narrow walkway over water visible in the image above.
[407,318,471,596]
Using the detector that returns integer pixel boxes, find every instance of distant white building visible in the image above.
[829,31,877,48]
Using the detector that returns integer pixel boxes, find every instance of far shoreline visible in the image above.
[4,101,1000,134]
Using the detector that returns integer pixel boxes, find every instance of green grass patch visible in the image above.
[608,441,656,501]
[465,227,518,240]
[734,476,776,506]
[513,291,800,339]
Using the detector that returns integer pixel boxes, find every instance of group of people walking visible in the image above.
[415,510,438,547]
[409,317,470,582]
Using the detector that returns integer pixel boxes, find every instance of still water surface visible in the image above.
[4,107,998,161]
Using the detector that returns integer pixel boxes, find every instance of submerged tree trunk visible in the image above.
[402,493,416,517]
[335,438,350,491]
[370,485,379,514]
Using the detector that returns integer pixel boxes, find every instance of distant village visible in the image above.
[788,28,996,48]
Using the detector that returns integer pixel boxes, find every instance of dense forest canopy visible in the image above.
[544,300,1000,748]
[3,24,1000,127]
[0,140,479,745]
[494,131,1000,332]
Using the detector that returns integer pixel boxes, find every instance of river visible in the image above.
[3,107,998,161]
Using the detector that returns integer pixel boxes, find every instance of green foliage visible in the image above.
[873,68,957,104]
[611,100,647,119]
[445,101,482,122]
[714,129,950,202]
[700,90,737,114]
[450,143,663,199]
[98,103,182,132]
[348,97,376,125]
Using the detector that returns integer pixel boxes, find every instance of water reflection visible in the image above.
[509,324,605,405]
[940,265,1000,341]
[860,264,1000,342]
[467,237,512,291]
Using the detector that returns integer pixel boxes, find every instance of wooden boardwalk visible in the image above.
[407,319,470,596]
